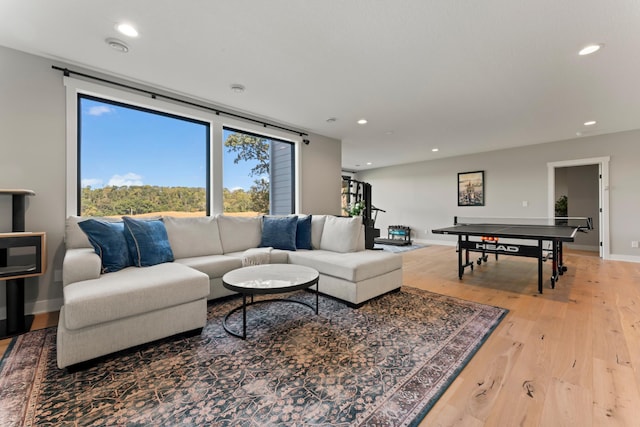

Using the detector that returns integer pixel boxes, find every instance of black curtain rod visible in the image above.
[52,65,309,138]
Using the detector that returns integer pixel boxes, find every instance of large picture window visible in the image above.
[67,77,300,218]
[78,95,209,217]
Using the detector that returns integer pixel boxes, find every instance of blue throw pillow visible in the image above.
[296,215,312,250]
[123,217,174,267]
[260,215,298,251]
[78,219,132,273]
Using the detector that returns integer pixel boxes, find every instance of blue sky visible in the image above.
[80,98,260,191]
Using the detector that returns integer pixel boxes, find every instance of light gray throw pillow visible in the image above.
[163,216,223,258]
[319,215,363,253]
[217,215,263,253]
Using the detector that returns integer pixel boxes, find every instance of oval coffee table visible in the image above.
[222,264,319,339]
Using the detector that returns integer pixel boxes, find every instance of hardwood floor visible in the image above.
[1,246,638,426]
[407,245,640,427]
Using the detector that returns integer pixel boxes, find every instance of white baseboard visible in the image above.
[565,244,599,252]
[609,254,640,263]
[0,297,63,320]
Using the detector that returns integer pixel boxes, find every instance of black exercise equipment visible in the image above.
[341,176,379,249]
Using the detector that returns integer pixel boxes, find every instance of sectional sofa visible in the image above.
[57,214,403,368]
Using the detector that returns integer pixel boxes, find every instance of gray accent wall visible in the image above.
[0,46,67,319]
[357,130,640,262]
[270,140,294,215]
[0,46,342,318]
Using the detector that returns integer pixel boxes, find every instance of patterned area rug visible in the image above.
[0,287,507,426]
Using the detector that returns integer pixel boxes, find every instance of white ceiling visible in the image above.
[1,1,639,171]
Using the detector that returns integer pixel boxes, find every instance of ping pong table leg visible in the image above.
[558,241,567,274]
[537,240,543,294]
[465,239,470,269]
[550,240,559,289]
[458,235,463,279]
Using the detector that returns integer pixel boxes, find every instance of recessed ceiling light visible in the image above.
[105,38,129,53]
[230,84,245,93]
[116,23,139,38]
[432,148,439,152]
[357,119,367,125]
[583,120,597,126]
[366,162,372,166]
[326,117,337,123]
[385,130,394,135]
[579,44,603,56]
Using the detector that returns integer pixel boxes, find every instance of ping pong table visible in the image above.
[432,217,592,293]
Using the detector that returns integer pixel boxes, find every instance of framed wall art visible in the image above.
[458,171,484,206]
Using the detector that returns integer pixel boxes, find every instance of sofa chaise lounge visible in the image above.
[58,214,403,368]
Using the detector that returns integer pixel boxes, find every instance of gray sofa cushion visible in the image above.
[224,249,290,264]
[164,216,223,258]
[62,248,101,286]
[217,215,262,253]
[311,215,327,249]
[62,262,209,330]
[288,249,402,282]
[66,216,118,249]
[175,255,242,278]
[319,216,363,253]
[267,249,290,264]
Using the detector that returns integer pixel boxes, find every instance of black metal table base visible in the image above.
[456,235,568,294]
[223,292,319,340]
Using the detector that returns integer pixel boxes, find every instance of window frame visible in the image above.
[222,126,296,215]
[77,93,212,216]
[64,77,302,217]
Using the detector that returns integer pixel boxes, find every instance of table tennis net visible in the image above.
[454,216,592,229]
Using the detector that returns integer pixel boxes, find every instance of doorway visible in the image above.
[547,157,610,259]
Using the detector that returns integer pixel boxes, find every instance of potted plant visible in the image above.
[344,201,365,217]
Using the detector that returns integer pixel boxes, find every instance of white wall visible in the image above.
[358,130,640,261]
[299,133,342,215]
[0,46,342,318]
